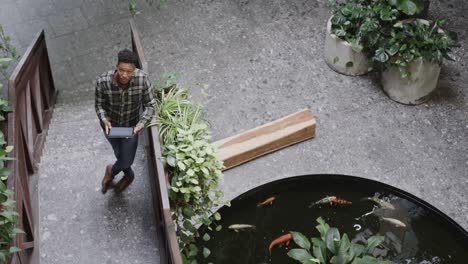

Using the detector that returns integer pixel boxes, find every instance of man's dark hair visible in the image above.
[117,49,138,65]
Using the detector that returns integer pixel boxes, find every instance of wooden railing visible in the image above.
[6,29,57,264]
[130,20,183,264]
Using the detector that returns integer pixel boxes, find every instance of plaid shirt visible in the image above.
[95,69,155,127]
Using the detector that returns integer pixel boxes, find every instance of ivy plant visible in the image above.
[329,0,425,53]
[150,79,226,263]
[0,180,23,263]
[370,18,459,78]
[287,217,390,264]
[0,23,23,264]
[0,24,19,81]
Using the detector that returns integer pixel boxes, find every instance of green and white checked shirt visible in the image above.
[95,69,155,127]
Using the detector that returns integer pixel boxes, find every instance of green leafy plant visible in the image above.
[0,181,23,263]
[0,25,19,81]
[0,23,23,264]
[127,0,169,16]
[287,217,389,264]
[150,87,201,144]
[329,0,424,53]
[150,78,226,263]
[370,18,459,78]
[152,72,180,101]
[128,0,141,16]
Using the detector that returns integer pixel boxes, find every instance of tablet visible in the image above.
[108,127,134,138]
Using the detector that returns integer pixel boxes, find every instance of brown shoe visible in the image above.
[101,164,113,194]
[114,174,134,193]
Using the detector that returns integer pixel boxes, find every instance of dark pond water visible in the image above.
[196,175,468,264]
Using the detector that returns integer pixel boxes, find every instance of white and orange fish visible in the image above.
[361,195,395,210]
[308,196,352,208]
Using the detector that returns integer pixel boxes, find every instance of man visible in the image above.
[95,49,155,194]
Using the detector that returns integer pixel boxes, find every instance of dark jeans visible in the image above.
[106,134,139,178]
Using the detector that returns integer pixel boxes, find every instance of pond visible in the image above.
[196,174,468,264]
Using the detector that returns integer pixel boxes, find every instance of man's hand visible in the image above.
[133,123,144,135]
[103,120,112,135]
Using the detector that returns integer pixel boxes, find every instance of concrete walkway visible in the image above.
[1,0,160,263]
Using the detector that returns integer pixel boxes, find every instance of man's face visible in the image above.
[116,62,136,85]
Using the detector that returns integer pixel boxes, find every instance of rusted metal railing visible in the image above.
[6,29,57,264]
[130,19,183,264]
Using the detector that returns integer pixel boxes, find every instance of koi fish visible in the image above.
[308,196,336,208]
[228,224,256,232]
[330,197,352,205]
[381,217,406,228]
[269,233,292,255]
[257,197,276,207]
[308,196,352,207]
[355,208,376,220]
[361,196,395,210]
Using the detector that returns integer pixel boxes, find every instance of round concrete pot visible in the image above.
[381,58,441,105]
[324,16,369,76]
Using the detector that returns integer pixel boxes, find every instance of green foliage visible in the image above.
[369,18,459,78]
[0,23,23,264]
[152,72,180,101]
[127,0,169,16]
[287,217,389,264]
[150,76,226,263]
[0,24,19,82]
[150,87,202,145]
[0,181,24,263]
[329,0,424,53]
[128,0,141,16]
[329,0,459,79]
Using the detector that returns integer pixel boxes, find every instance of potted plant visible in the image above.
[324,0,425,76]
[324,0,371,76]
[370,18,459,104]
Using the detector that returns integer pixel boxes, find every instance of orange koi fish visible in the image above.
[257,196,276,207]
[330,197,352,205]
[269,233,292,255]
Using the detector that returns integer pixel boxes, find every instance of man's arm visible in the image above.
[95,79,112,134]
[134,77,155,134]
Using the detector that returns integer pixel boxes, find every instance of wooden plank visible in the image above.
[31,65,44,133]
[214,109,316,171]
[39,55,51,110]
[42,35,56,108]
[131,19,183,264]
[130,19,148,71]
[9,30,44,83]
[21,241,34,250]
[5,28,53,264]
[25,83,35,163]
[9,253,21,264]
[163,209,182,264]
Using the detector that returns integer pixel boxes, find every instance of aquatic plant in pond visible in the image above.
[287,217,389,264]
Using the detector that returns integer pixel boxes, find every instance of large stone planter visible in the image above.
[381,58,441,105]
[324,16,369,76]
